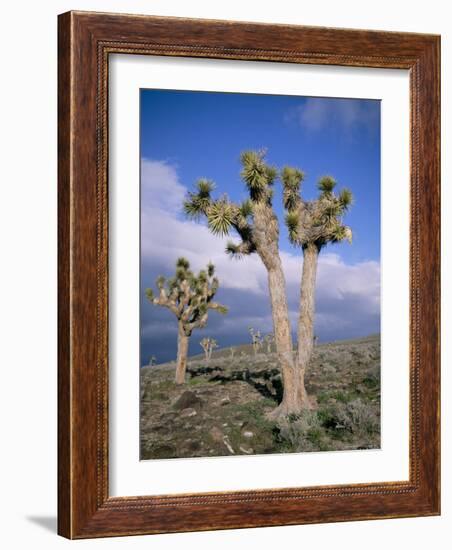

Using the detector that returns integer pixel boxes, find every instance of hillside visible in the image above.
[140,335,380,460]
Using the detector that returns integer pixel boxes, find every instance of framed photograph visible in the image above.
[58,11,440,538]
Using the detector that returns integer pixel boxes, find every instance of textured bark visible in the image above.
[249,204,301,418]
[296,243,319,410]
[265,261,301,418]
[201,345,209,362]
[175,323,189,385]
[252,202,308,418]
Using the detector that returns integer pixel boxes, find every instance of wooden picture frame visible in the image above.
[58,11,440,539]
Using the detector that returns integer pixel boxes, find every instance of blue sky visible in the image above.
[140,89,381,365]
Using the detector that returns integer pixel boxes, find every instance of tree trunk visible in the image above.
[264,257,304,418]
[295,243,319,410]
[253,203,314,417]
[175,322,189,385]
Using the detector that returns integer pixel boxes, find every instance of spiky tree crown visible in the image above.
[240,150,277,202]
[200,337,218,351]
[184,150,277,259]
[281,169,353,251]
[248,326,263,341]
[145,258,228,336]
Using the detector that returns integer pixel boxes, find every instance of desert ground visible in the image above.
[140,334,380,460]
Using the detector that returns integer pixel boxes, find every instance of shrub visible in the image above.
[331,399,379,435]
[276,411,323,451]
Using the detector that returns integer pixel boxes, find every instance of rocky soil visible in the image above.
[140,335,380,460]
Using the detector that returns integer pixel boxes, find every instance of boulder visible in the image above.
[180,407,197,418]
[172,390,203,411]
[209,426,224,442]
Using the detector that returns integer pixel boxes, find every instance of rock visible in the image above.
[242,430,254,439]
[181,439,201,452]
[223,436,235,454]
[148,423,168,433]
[159,411,177,421]
[239,445,254,455]
[180,407,197,418]
[152,444,176,458]
[172,391,202,411]
[209,426,224,442]
[220,396,231,406]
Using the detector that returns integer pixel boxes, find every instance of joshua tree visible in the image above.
[264,333,275,354]
[248,326,263,356]
[145,258,228,384]
[282,169,353,407]
[148,355,157,367]
[185,150,298,417]
[200,337,218,362]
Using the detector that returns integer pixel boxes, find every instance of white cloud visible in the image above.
[141,157,267,293]
[288,98,379,134]
[141,158,186,213]
[141,158,380,317]
[316,254,380,312]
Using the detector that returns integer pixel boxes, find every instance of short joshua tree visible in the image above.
[248,326,263,356]
[148,355,157,367]
[282,169,353,410]
[200,337,218,362]
[145,258,228,384]
[264,333,275,354]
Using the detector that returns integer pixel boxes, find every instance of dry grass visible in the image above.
[140,334,380,459]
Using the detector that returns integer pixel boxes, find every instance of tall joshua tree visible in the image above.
[145,258,227,384]
[282,169,353,407]
[184,150,298,417]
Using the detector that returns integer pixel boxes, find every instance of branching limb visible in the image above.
[225,240,255,259]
